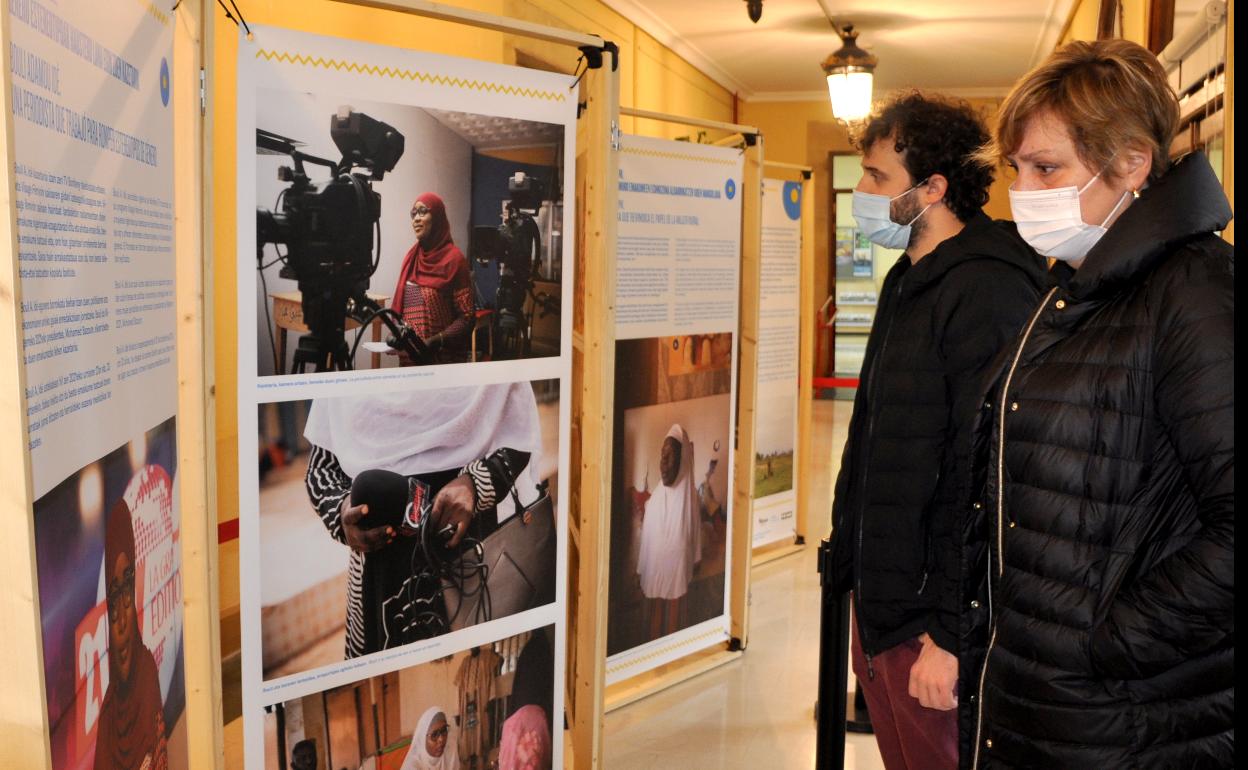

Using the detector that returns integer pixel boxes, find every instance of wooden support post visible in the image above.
[729,138,764,647]
[796,172,817,542]
[1223,0,1234,245]
[569,61,619,769]
[175,2,226,768]
[0,6,51,768]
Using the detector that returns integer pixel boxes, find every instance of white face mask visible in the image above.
[1009,173,1132,261]
[852,181,932,250]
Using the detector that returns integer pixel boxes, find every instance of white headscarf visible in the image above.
[303,382,541,478]
[399,707,460,770]
[636,424,701,600]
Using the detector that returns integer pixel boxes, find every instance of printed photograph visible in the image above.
[34,416,187,770]
[253,89,566,376]
[752,380,795,500]
[255,381,560,680]
[262,625,556,770]
[607,334,733,656]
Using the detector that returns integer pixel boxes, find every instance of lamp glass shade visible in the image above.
[825,69,873,122]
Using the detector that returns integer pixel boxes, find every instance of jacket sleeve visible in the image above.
[926,260,1040,654]
[305,444,351,544]
[1089,244,1234,679]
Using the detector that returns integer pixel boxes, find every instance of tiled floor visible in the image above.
[601,398,885,769]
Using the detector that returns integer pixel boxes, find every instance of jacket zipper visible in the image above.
[970,287,1056,770]
[855,272,906,679]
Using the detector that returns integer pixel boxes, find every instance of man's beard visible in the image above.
[891,193,927,248]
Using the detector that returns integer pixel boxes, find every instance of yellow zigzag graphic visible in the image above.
[605,628,727,674]
[135,0,170,26]
[255,49,567,102]
[621,146,739,166]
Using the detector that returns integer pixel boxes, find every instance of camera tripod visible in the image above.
[289,292,429,373]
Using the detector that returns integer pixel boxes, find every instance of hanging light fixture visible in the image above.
[821,24,877,122]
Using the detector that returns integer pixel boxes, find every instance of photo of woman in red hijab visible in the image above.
[390,192,475,364]
[94,499,168,770]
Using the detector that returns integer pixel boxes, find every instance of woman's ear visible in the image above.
[1118,144,1153,190]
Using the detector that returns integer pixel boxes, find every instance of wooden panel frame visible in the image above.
[568,61,621,769]
[0,3,219,767]
[0,5,50,766]
[730,138,764,646]
[751,167,815,566]
[174,2,226,768]
[601,127,764,713]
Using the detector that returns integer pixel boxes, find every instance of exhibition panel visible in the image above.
[605,134,744,685]
[232,24,578,769]
[752,179,805,550]
[4,1,192,767]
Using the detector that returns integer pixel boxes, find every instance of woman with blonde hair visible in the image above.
[962,38,1233,768]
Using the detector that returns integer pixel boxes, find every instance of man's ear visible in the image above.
[923,173,949,205]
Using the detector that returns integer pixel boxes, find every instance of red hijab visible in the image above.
[391,193,467,312]
[95,500,165,770]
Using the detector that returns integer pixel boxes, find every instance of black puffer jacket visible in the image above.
[828,211,1047,660]
[965,154,1234,768]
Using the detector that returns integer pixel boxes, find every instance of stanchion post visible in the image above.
[815,540,850,770]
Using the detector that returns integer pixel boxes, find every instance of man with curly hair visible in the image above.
[825,92,1047,770]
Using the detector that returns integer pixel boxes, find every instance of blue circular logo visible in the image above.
[782,181,802,220]
[159,58,170,107]
[725,178,737,200]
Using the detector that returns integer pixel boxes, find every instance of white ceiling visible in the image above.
[426,108,562,149]
[603,0,1078,100]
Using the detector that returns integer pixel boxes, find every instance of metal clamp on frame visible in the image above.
[579,40,619,72]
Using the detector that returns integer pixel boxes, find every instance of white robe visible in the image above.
[636,424,701,600]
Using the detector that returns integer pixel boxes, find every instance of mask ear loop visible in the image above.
[895,177,933,227]
[1098,187,1134,227]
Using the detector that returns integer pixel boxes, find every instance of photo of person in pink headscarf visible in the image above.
[390,192,475,364]
[497,705,552,770]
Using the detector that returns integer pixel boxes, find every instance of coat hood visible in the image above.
[901,210,1048,296]
[1065,152,1232,301]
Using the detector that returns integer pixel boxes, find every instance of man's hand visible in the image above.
[908,633,958,710]
[431,475,477,547]
[341,500,394,553]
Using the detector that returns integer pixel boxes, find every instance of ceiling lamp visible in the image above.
[821,24,877,122]
[744,0,763,23]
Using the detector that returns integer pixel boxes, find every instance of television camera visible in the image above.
[471,171,559,359]
[256,107,428,372]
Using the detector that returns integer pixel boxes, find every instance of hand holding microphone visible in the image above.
[348,469,476,550]
[431,475,476,547]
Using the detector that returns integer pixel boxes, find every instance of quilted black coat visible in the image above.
[965,154,1234,769]
[828,211,1047,659]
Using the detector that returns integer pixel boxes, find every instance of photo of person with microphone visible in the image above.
[254,379,561,678]
[300,381,547,658]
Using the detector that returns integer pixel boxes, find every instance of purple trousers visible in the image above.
[851,617,958,770]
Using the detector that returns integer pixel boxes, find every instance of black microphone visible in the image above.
[350,469,411,530]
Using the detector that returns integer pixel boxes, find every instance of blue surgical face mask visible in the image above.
[1008,172,1133,261]
[852,180,932,250]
